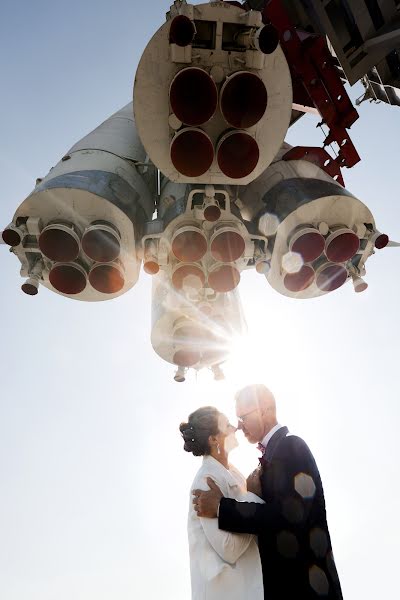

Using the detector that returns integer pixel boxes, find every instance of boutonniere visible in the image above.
[257,443,268,466]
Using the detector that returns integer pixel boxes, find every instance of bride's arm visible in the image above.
[198,513,254,565]
[192,476,259,565]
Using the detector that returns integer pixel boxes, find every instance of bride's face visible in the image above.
[215,414,238,454]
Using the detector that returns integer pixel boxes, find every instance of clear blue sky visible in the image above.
[1,2,399,599]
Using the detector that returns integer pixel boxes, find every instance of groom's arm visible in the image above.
[219,437,319,535]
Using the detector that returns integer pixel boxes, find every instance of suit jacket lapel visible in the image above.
[263,426,289,463]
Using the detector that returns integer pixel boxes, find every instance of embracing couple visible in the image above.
[180,384,343,600]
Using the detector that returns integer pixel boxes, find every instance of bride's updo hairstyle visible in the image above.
[179,406,221,456]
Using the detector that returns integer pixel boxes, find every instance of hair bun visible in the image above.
[179,407,220,457]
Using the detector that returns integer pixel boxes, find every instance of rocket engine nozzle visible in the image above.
[208,264,241,293]
[316,263,348,293]
[39,224,80,263]
[217,131,259,179]
[49,263,87,295]
[169,15,196,47]
[82,223,121,263]
[169,67,218,126]
[220,71,268,129]
[170,128,214,177]
[289,228,325,263]
[2,224,25,247]
[172,226,208,263]
[210,228,246,263]
[325,228,360,263]
[89,262,125,294]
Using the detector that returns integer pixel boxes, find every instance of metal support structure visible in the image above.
[259,0,361,183]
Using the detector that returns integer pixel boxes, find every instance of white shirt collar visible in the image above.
[261,423,284,449]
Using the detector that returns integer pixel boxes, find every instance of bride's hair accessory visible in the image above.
[179,406,221,457]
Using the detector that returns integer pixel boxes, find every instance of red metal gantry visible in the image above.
[257,0,361,185]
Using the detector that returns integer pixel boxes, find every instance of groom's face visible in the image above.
[236,401,265,444]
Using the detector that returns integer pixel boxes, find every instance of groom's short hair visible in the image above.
[235,384,276,412]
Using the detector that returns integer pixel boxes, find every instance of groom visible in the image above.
[193,384,343,600]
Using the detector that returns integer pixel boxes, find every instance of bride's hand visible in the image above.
[246,467,263,498]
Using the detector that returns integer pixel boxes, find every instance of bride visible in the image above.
[180,406,264,600]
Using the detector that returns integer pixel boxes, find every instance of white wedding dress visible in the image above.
[187,455,264,600]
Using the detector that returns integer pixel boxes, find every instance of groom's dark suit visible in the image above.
[219,427,343,599]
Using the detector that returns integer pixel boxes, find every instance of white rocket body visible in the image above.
[1,1,394,380]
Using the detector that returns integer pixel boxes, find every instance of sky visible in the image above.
[0,1,399,599]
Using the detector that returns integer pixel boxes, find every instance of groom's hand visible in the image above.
[192,478,223,518]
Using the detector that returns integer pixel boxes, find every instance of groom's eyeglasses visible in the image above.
[237,408,259,424]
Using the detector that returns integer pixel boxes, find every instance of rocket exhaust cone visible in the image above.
[169,67,218,126]
[172,264,205,290]
[173,349,201,368]
[82,226,120,263]
[169,15,196,47]
[204,205,221,222]
[208,265,241,293]
[143,261,160,275]
[49,263,87,295]
[316,263,348,293]
[325,230,360,263]
[89,263,125,294]
[217,131,259,179]
[39,224,80,263]
[374,233,389,249]
[284,265,315,293]
[220,71,268,129]
[171,128,214,177]
[258,24,280,55]
[2,228,21,247]
[172,227,207,263]
[290,229,325,263]
[211,230,245,262]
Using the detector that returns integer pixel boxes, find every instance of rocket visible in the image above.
[1,1,396,381]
